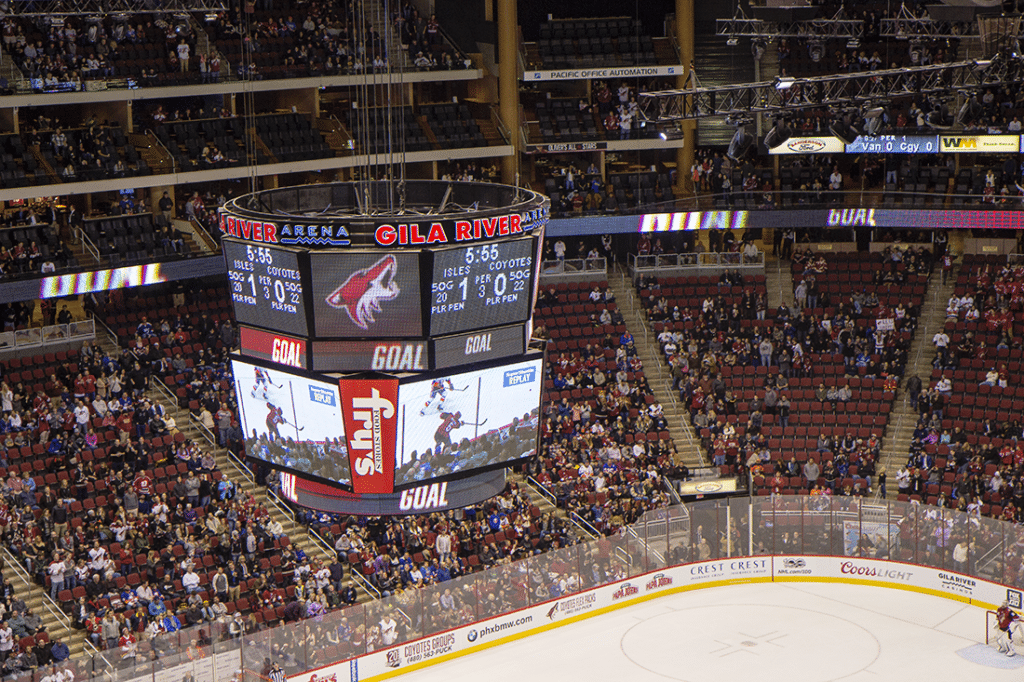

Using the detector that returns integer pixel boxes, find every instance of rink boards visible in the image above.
[291,555,1019,681]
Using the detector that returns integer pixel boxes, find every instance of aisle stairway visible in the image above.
[877,263,957,497]
[693,32,757,147]
[89,330,348,588]
[763,250,795,311]
[2,552,82,658]
[607,266,705,471]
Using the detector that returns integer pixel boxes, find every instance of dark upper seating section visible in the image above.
[153,115,249,170]
[83,213,191,265]
[348,106,432,154]
[536,18,655,69]
[254,113,335,163]
[419,103,487,148]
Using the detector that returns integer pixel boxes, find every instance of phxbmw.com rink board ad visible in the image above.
[231,352,543,501]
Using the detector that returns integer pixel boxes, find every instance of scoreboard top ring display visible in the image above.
[218,179,549,249]
[221,180,549,371]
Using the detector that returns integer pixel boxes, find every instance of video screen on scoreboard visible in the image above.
[231,357,352,488]
[428,236,537,336]
[309,251,423,338]
[392,355,543,488]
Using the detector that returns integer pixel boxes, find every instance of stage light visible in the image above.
[727,126,754,161]
[763,118,792,149]
[774,76,796,91]
[829,111,861,144]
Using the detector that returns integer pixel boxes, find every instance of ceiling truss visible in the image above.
[638,58,1018,122]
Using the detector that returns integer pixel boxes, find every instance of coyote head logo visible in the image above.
[326,255,400,330]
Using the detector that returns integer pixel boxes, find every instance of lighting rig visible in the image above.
[637,56,1021,123]
[3,0,228,17]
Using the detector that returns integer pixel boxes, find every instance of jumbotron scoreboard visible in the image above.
[222,181,548,371]
[221,180,549,515]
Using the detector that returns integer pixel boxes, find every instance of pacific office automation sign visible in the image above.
[337,377,399,495]
[219,206,549,247]
[524,65,684,81]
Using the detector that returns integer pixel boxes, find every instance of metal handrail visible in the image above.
[628,251,766,273]
[1,546,72,633]
[187,216,221,254]
[350,561,382,601]
[489,104,512,146]
[75,227,101,263]
[569,510,602,539]
[525,475,557,506]
[302,523,380,600]
[539,257,608,277]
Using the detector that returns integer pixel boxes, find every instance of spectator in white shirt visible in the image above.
[182,569,200,593]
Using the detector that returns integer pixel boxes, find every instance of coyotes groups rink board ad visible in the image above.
[232,357,352,487]
[393,357,543,487]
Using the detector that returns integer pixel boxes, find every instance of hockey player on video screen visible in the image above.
[421,378,455,415]
[996,601,1022,657]
[252,367,273,400]
[435,410,464,450]
[266,402,285,440]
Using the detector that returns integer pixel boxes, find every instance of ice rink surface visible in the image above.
[392,581,1023,682]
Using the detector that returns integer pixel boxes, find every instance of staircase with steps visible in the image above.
[877,264,957,497]
[693,32,757,147]
[247,128,279,165]
[365,1,409,70]
[476,115,504,147]
[315,118,353,156]
[2,552,83,658]
[416,115,441,149]
[607,266,705,471]
[89,328,349,586]
[763,252,795,311]
[128,132,174,175]
[30,145,60,184]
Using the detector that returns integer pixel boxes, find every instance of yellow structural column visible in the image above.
[676,0,695,195]
[497,0,520,185]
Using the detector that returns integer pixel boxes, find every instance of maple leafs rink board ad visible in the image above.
[392,356,543,487]
[288,556,1020,681]
[232,356,352,487]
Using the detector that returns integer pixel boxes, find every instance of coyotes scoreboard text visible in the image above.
[428,236,538,336]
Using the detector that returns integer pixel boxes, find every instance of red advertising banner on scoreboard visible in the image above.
[338,377,400,494]
[239,326,308,369]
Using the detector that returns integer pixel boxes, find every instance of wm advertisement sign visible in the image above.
[939,135,1020,153]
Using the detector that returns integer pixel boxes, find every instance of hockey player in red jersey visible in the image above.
[266,402,286,441]
[996,601,1021,656]
[434,411,464,450]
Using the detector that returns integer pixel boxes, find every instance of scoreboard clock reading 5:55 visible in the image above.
[429,236,538,336]
[223,238,309,337]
